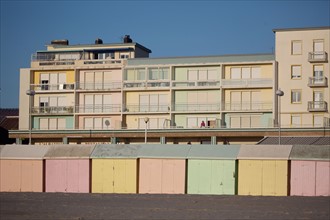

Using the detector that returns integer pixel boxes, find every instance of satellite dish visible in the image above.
[104,120,110,128]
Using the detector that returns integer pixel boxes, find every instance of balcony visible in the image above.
[308,51,328,63]
[32,106,74,115]
[221,78,273,88]
[308,77,328,87]
[75,104,121,113]
[222,102,272,111]
[31,83,74,92]
[124,104,169,113]
[308,101,328,112]
[31,52,123,67]
[76,82,122,90]
[123,81,170,89]
[172,81,220,88]
[173,103,220,112]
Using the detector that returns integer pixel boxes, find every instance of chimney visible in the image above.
[123,35,133,43]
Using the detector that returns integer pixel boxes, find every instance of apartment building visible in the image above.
[274,27,330,128]
[11,28,329,145]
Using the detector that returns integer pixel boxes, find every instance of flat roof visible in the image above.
[44,144,95,159]
[127,53,274,66]
[45,42,152,53]
[273,26,330,33]
[187,145,240,159]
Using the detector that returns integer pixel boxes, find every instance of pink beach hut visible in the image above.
[44,144,95,193]
[290,145,330,196]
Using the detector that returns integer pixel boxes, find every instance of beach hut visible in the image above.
[187,145,240,195]
[90,144,140,194]
[138,144,191,194]
[290,145,330,196]
[0,145,49,192]
[44,144,95,193]
[237,145,292,196]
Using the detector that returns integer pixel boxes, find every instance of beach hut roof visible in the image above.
[237,145,293,160]
[91,144,142,158]
[0,145,50,159]
[289,145,330,161]
[187,145,240,159]
[44,144,95,159]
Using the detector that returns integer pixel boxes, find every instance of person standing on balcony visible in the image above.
[200,121,206,128]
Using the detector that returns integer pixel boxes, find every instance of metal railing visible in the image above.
[31,83,74,91]
[307,101,328,112]
[308,77,328,87]
[222,102,272,111]
[32,106,74,114]
[172,81,220,87]
[308,51,328,62]
[123,81,170,89]
[76,82,122,90]
[221,78,273,88]
[173,103,220,111]
[76,104,121,113]
[124,104,170,113]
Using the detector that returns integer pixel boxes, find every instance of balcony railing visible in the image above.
[31,83,74,91]
[76,82,122,90]
[32,106,74,114]
[31,52,123,66]
[308,51,328,62]
[172,81,220,87]
[223,102,272,111]
[123,81,170,89]
[221,78,273,88]
[124,104,169,113]
[308,101,328,112]
[308,77,328,87]
[173,103,220,112]
[75,104,121,113]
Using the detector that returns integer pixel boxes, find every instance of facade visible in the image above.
[274,27,330,128]
[11,27,330,145]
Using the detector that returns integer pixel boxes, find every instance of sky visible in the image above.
[0,0,329,108]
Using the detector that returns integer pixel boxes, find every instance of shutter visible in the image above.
[230,68,240,79]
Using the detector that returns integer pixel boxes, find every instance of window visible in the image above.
[313,65,324,83]
[291,90,302,103]
[98,52,114,59]
[291,115,301,127]
[125,68,145,81]
[148,67,169,80]
[120,53,130,59]
[139,94,168,112]
[230,67,261,79]
[291,65,301,79]
[291,41,302,55]
[39,118,66,130]
[84,117,111,129]
[313,40,324,52]
[313,115,324,127]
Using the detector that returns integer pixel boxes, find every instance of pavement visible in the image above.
[0,192,329,220]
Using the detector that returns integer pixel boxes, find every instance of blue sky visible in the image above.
[1,0,329,108]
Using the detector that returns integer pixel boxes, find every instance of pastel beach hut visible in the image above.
[138,144,191,194]
[186,145,240,195]
[237,145,292,196]
[290,145,330,196]
[0,145,49,192]
[90,144,140,194]
[44,144,95,193]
